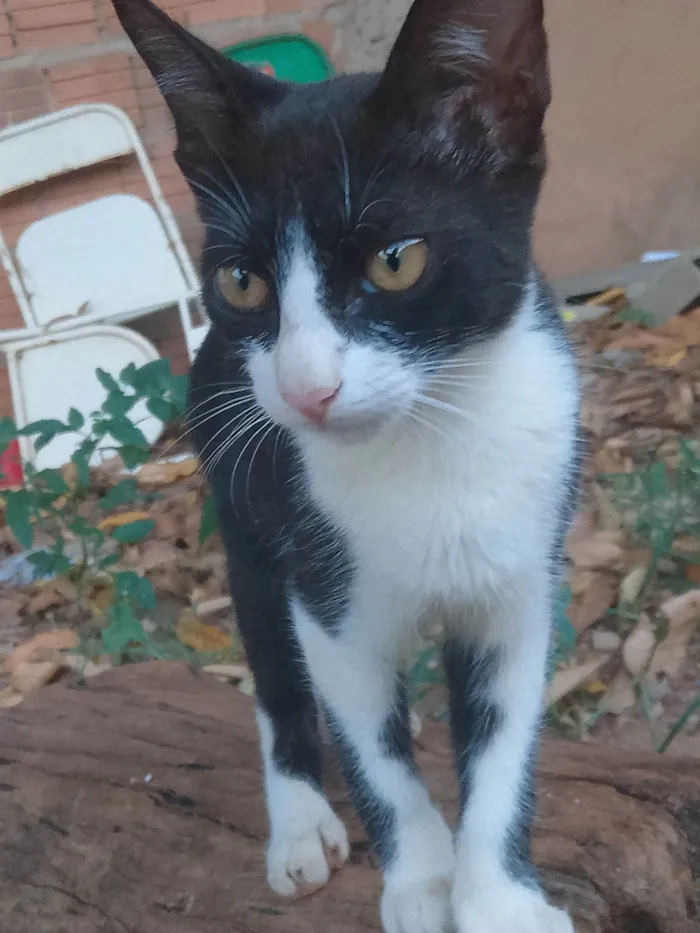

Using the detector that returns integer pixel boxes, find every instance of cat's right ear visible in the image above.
[372,0,550,170]
[113,0,284,161]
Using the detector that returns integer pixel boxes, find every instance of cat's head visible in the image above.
[115,0,550,440]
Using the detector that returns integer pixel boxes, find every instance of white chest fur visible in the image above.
[299,307,578,625]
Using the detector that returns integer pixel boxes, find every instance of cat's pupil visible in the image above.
[234,267,250,292]
[386,249,401,273]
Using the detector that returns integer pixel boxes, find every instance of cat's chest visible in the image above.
[298,323,577,606]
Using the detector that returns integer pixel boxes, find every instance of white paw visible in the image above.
[455,881,574,933]
[381,875,455,933]
[266,795,349,898]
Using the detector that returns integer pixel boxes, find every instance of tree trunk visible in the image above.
[0,662,697,933]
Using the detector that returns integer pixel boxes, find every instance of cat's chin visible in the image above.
[298,412,391,445]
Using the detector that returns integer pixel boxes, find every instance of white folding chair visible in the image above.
[0,103,208,359]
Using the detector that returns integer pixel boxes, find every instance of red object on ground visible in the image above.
[0,439,23,488]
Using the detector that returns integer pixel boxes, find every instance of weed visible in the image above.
[0,360,190,659]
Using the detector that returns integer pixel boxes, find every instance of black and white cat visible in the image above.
[114,0,580,930]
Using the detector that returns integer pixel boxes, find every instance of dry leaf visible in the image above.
[5,629,78,673]
[0,686,24,708]
[619,566,647,606]
[601,669,637,715]
[195,596,233,617]
[140,539,178,571]
[685,564,700,584]
[27,585,70,614]
[98,510,150,531]
[566,530,625,570]
[647,347,687,368]
[547,656,609,705]
[659,589,700,628]
[569,573,617,633]
[622,613,656,677]
[176,610,232,653]
[202,663,250,682]
[586,680,607,695]
[137,458,198,488]
[11,659,61,693]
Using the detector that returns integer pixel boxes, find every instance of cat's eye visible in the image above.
[366,239,428,292]
[216,264,269,310]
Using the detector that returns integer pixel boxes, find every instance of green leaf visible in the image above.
[5,489,33,549]
[113,571,156,611]
[100,479,139,511]
[18,418,67,438]
[34,469,68,496]
[98,553,121,570]
[146,397,174,422]
[111,518,155,544]
[34,433,58,453]
[28,549,71,577]
[0,416,17,455]
[67,407,85,431]
[96,368,121,394]
[103,390,136,419]
[132,358,171,394]
[119,363,138,387]
[169,375,189,416]
[71,440,97,488]
[102,600,147,654]
[104,417,149,449]
[69,517,104,545]
[120,445,150,470]
[199,492,219,544]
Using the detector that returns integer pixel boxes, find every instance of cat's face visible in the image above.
[115,0,550,440]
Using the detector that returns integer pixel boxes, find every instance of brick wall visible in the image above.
[0,0,341,419]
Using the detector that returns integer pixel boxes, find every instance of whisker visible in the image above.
[204,411,268,477]
[326,109,351,224]
[229,417,275,504]
[245,421,278,510]
[415,393,481,426]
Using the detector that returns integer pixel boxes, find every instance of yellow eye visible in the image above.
[366,239,428,292]
[216,265,269,310]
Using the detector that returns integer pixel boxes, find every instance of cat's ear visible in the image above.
[373,0,550,168]
[113,0,284,160]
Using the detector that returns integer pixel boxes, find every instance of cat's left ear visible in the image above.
[113,0,284,161]
[372,0,550,168]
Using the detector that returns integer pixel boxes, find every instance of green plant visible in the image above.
[0,360,188,657]
[604,440,700,752]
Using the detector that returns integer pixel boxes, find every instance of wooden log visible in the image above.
[0,662,697,933]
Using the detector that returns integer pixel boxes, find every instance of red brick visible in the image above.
[145,136,176,160]
[18,23,100,50]
[158,172,188,199]
[0,12,12,36]
[13,2,96,31]
[52,69,134,103]
[187,0,265,25]
[0,35,14,57]
[2,85,47,111]
[267,0,305,12]
[302,18,334,58]
[0,69,43,91]
[151,154,181,179]
[50,53,131,82]
[166,191,195,215]
[135,84,168,110]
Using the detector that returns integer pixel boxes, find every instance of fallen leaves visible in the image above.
[98,510,151,530]
[137,457,198,488]
[1,629,79,706]
[176,611,232,653]
[547,655,610,706]
[567,530,625,571]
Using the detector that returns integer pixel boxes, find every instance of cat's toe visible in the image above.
[454,881,573,933]
[266,808,349,898]
[381,875,455,933]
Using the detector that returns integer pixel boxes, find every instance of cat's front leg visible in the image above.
[293,595,455,933]
[445,582,575,933]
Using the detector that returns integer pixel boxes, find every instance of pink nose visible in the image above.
[281,385,341,424]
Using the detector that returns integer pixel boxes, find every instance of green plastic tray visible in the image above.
[224,34,334,83]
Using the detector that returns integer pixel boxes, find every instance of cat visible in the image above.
[113,0,580,930]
